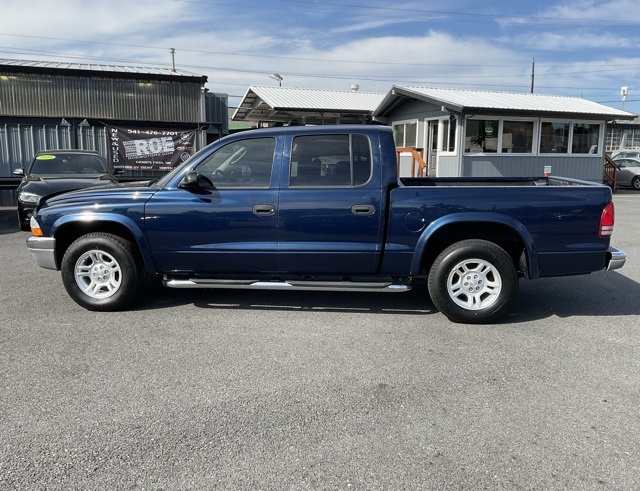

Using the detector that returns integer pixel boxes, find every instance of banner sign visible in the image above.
[107,126,197,171]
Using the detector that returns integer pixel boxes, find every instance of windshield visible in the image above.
[30,153,108,176]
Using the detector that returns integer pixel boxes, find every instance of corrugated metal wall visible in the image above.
[0,73,203,122]
[0,122,209,206]
[0,123,72,173]
[205,92,229,133]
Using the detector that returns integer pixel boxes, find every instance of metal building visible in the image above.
[0,59,228,205]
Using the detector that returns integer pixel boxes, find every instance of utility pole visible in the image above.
[169,48,176,73]
[530,58,535,94]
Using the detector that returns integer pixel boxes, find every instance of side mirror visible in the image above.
[112,168,125,176]
[179,171,214,189]
[13,168,25,177]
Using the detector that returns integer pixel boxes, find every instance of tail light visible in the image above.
[600,202,615,237]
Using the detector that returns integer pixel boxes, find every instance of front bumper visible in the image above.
[26,236,57,270]
[606,247,627,271]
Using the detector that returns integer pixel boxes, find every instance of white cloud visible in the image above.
[499,31,640,51]
[1,0,639,112]
[540,0,640,21]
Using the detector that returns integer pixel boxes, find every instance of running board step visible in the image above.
[164,278,411,293]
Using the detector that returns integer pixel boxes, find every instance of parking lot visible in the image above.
[1,192,639,490]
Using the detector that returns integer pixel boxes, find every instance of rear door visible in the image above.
[277,132,384,274]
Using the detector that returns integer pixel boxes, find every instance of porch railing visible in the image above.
[603,155,618,193]
[396,147,427,177]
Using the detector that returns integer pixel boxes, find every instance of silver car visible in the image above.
[613,157,640,190]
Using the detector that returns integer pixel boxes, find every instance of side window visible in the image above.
[540,122,569,154]
[196,138,276,188]
[290,134,372,187]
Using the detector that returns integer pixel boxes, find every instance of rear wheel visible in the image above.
[61,233,142,311]
[632,176,640,190]
[428,240,518,324]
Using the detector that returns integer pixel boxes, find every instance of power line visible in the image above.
[278,0,640,24]
[2,32,640,74]
[172,0,640,27]
[1,47,637,95]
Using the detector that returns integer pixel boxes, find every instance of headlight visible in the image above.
[19,191,40,204]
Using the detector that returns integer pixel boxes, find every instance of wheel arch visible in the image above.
[51,214,157,275]
[410,213,539,279]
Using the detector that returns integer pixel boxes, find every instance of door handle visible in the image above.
[351,204,375,216]
[253,204,276,216]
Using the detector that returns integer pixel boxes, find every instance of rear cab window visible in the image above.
[289,134,372,187]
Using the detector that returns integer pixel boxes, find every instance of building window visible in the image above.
[572,123,600,154]
[540,122,570,154]
[393,121,418,147]
[606,127,622,154]
[502,120,534,153]
[465,119,499,153]
[441,117,457,152]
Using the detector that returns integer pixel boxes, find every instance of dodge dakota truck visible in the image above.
[26,125,626,323]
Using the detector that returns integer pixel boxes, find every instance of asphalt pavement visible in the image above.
[1,192,639,490]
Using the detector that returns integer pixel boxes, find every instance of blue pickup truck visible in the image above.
[26,125,626,323]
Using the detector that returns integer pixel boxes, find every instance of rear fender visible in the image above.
[409,212,540,278]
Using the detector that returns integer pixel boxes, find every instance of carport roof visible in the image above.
[374,86,637,120]
[233,86,386,124]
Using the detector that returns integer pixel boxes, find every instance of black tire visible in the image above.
[428,239,518,324]
[632,176,640,191]
[61,233,143,311]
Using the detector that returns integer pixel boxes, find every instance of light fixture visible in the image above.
[269,73,283,87]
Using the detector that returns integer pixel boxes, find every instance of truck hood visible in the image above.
[41,179,158,208]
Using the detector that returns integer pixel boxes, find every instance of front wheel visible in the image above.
[61,233,143,311]
[428,240,519,324]
[632,176,640,191]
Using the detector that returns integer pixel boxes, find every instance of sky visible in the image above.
[1,0,640,115]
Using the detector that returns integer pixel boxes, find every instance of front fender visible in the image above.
[51,212,157,275]
[409,212,540,278]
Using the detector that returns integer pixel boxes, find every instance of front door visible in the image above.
[145,137,280,274]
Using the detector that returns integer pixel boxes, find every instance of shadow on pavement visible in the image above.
[132,271,640,324]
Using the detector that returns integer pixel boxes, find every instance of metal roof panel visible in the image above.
[390,86,636,118]
[0,58,205,79]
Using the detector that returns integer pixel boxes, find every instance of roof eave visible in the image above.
[460,108,638,121]
[0,63,207,84]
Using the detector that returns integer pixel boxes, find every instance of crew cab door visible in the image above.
[277,133,384,274]
[144,137,280,274]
